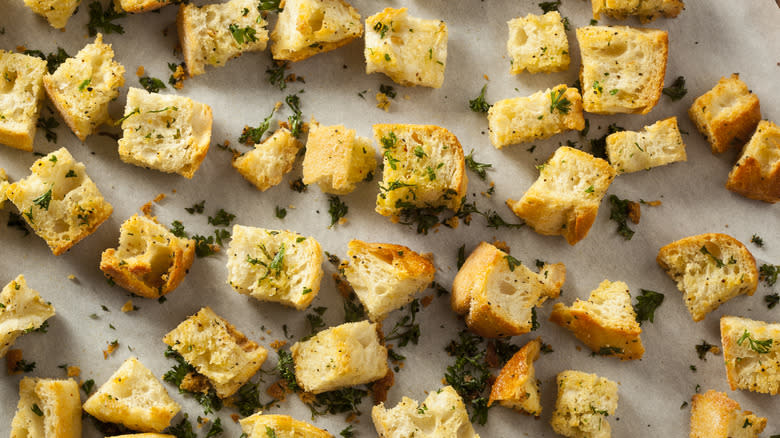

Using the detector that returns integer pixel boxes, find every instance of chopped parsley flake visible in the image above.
[328,196,348,227]
[737,330,773,354]
[633,289,664,325]
[468,84,491,113]
[87,1,126,37]
[464,149,492,180]
[229,24,258,44]
[139,76,166,93]
[549,88,571,114]
[662,76,687,101]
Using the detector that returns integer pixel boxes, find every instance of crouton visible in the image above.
[591,0,685,23]
[488,337,543,416]
[0,168,8,208]
[0,274,56,358]
[606,117,687,174]
[507,11,570,74]
[726,120,780,203]
[10,378,81,438]
[690,389,767,438]
[239,413,331,438]
[0,51,47,151]
[720,316,780,395]
[550,370,619,438]
[115,0,174,13]
[232,128,302,191]
[22,0,80,29]
[302,120,377,194]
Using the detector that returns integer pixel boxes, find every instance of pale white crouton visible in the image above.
[239,413,332,438]
[690,389,767,438]
[606,117,686,174]
[488,338,543,417]
[550,370,619,438]
[232,128,302,191]
[23,0,80,29]
[507,11,569,74]
[0,275,56,358]
[0,51,47,151]
[726,120,780,203]
[10,378,81,438]
[591,0,685,23]
[302,120,377,194]
[720,316,780,395]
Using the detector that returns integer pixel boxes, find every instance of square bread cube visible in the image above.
[488,338,543,417]
[43,34,125,141]
[487,85,584,148]
[0,51,47,151]
[163,307,268,398]
[82,357,181,432]
[232,128,302,191]
[270,0,363,62]
[10,377,81,438]
[178,0,269,77]
[5,147,113,255]
[591,0,685,23]
[23,0,80,28]
[657,233,758,322]
[302,120,377,194]
[507,146,616,245]
[291,320,388,393]
[373,124,467,220]
[550,280,644,360]
[726,120,780,203]
[452,242,565,338]
[690,390,767,438]
[576,26,668,115]
[507,11,570,74]
[117,87,213,178]
[365,8,448,88]
[100,214,195,299]
[372,386,480,438]
[115,0,175,13]
[550,370,618,438]
[689,74,761,154]
[606,117,686,174]
[342,240,435,321]
[239,414,331,438]
[720,316,780,395]
[1,274,56,358]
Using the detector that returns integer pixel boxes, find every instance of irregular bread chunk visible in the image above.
[550,370,619,438]
[23,0,80,28]
[507,11,570,74]
[591,0,685,23]
[302,120,376,194]
[115,0,175,13]
[239,413,332,438]
[606,117,686,174]
[488,337,543,416]
[232,128,302,191]
[0,51,47,151]
[0,274,56,358]
[690,389,767,438]
[720,316,780,395]
[726,120,780,203]
[10,377,81,438]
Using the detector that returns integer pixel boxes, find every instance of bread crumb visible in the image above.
[170,64,186,89]
[627,201,641,224]
[421,295,434,308]
[338,217,348,225]
[15,46,26,53]
[371,369,395,404]
[121,300,135,313]
[67,274,76,280]
[230,413,240,423]
[136,66,144,76]
[103,340,119,359]
[444,216,459,228]
[643,199,662,206]
[483,74,489,81]
[67,366,80,377]
[270,340,287,350]
[140,201,153,216]
[266,380,288,401]
[492,240,511,253]
[376,92,391,111]
[153,193,166,203]
[6,349,23,375]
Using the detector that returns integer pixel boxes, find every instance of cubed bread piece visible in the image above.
[507,146,616,245]
[606,117,687,174]
[726,120,780,203]
[656,233,758,322]
[1,275,56,358]
[117,87,213,178]
[374,124,467,219]
[302,120,377,194]
[108,435,175,438]
[0,51,47,151]
[550,370,618,438]
[10,378,81,438]
[22,0,79,28]
[365,8,448,88]
[100,214,195,298]
[689,74,761,154]
[226,225,323,310]
[507,12,570,74]
[690,389,767,438]
[43,34,125,141]
[291,320,388,393]
[591,0,685,23]
[720,316,780,395]
[372,386,480,438]
[82,357,180,432]
[341,240,435,321]
[239,413,332,438]
[177,0,269,77]
[452,242,565,338]
[271,0,363,62]
[232,128,302,191]
[550,280,644,360]
[5,147,113,255]
[163,307,268,398]
[488,337,543,417]
[115,0,174,13]
[576,26,668,115]
[0,168,9,208]
[487,85,584,148]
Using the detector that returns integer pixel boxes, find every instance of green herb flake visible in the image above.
[31,403,43,416]
[78,78,92,91]
[737,330,773,354]
[285,93,303,138]
[608,195,635,240]
[765,293,779,309]
[139,76,167,93]
[208,209,236,227]
[185,200,205,214]
[699,246,725,268]
[633,289,664,325]
[464,149,492,180]
[87,1,126,36]
[379,84,396,98]
[759,264,778,287]
[266,61,289,91]
[662,76,687,101]
[169,220,187,238]
[468,83,491,113]
[275,206,287,219]
[504,254,522,272]
[328,196,348,228]
[385,299,421,347]
[549,88,571,115]
[239,106,276,145]
[32,187,53,211]
[229,23,258,44]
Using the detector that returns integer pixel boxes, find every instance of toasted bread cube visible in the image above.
[291,320,388,393]
[365,8,447,88]
[0,168,8,208]
[271,0,363,62]
[114,0,174,13]
[591,0,685,23]
[550,280,644,360]
[177,0,269,77]
[5,148,113,255]
[43,34,125,141]
[108,435,175,438]
[372,386,480,438]
[226,225,323,310]
[302,120,377,194]
[1,275,56,358]
[689,74,761,154]
[550,371,618,438]
[22,0,79,28]
[507,146,616,245]
[726,120,780,203]
[720,316,780,395]
[657,233,758,322]
[100,214,195,299]
[374,124,467,220]
[577,26,668,115]
[10,378,81,438]
[690,389,767,438]
[507,12,569,74]
[342,240,435,321]
[117,87,213,178]
[606,117,687,174]
[83,357,180,432]
[239,414,331,438]
[487,85,584,148]
[452,242,565,338]
[0,52,47,151]
[232,128,302,191]
[488,338,543,417]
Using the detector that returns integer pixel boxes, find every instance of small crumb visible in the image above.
[287,204,296,209]
[67,274,76,281]
[338,217,348,225]
[371,369,394,404]
[121,300,135,313]
[67,366,81,377]
[483,74,490,81]
[140,201,153,216]
[297,390,316,405]
[136,66,145,76]
[103,340,119,359]
[575,345,582,351]
[403,94,410,100]
[444,216,459,229]
[376,92,391,111]
[270,339,287,350]
[170,64,186,90]
[171,189,177,193]
[421,295,434,308]
[15,45,26,53]
[266,380,288,401]
[230,414,240,423]
[627,201,641,224]
[6,349,23,375]
[492,240,510,253]
[153,193,166,203]
[643,199,662,206]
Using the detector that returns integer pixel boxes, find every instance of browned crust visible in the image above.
[51,203,113,256]
[0,129,34,152]
[177,4,202,77]
[726,155,780,203]
[451,241,497,315]
[690,389,767,437]
[348,240,436,280]
[42,74,88,142]
[488,337,541,415]
[117,0,173,13]
[549,302,644,360]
